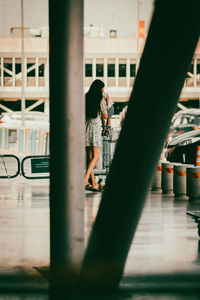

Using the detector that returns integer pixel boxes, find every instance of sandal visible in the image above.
[85,184,92,191]
[98,179,104,190]
[98,184,104,190]
[90,186,103,192]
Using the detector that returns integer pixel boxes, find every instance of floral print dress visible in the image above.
[85,98,107,147]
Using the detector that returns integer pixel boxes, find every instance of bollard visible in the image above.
[186,166,200,201]
[195,146,200,166]
[173,164,187,198]
[161,161,174,194]
[45,132,50,155]
[151,160,162,191]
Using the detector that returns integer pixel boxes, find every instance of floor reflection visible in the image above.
[0,178,199,280]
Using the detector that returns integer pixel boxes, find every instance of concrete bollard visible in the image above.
[151,160,162,191]
[173,164,187,198]
[45,132,50,155]
[186,166,200,201]
[195,146,200,166]
[161,161,174,194]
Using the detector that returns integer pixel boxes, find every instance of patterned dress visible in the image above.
[85,98,107,147]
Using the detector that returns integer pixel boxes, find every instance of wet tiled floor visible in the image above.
[0,178,200,299]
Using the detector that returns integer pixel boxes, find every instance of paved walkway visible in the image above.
[0,177,200,299]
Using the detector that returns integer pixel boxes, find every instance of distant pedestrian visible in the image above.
[85,79,108,191]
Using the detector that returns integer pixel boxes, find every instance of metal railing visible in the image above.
[0,154,20,178]
[0,154,49,179]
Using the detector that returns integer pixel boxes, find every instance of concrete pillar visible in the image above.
[194,58,197,87]
[115,58,119,88]
[44,98,49,115]
[81,0,200,291]
[36,57,39,88]
[12,57,15,88]
[24,57,27,88]
[104,57,108,89]
[92,57,96,81]
[45,56,49,90]
[49,0,84,275]
[1,57,3,87]
[127,57,130,88]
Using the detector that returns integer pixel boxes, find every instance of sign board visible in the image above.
[31,157,49,173]
[9,129,17,143]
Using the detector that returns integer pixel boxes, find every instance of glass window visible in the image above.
[4,63,12,77]
[108,64,115,77]
[130,64,136,77]
[96,64,104,77]
[119,64,126,77]
[39,64,45,77]
[197,64,200,74]
[15,63,21,74]
[85,64,92,77]
[27,63,35,77]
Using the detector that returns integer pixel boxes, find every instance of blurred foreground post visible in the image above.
[81,0,200,291]
[49,0,84,286]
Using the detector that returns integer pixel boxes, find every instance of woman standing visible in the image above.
[85,79,108,191]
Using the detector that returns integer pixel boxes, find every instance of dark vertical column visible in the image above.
[49,0,84,276]
[81,0,200,291]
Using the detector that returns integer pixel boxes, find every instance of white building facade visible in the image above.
[0,32,200,113]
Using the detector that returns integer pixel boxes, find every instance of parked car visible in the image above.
[166,129,200,164]
[0,111,49,131]
[169,108,200,137]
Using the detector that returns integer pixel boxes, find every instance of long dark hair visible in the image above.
[85,79,105,119]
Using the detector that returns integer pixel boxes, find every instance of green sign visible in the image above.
[31,158,49,173]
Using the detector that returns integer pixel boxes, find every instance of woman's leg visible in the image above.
[86,147,92,169]
[86,147,95,186]
[85,146,100,188]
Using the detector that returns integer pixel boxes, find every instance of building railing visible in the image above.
[0,55,200,101]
